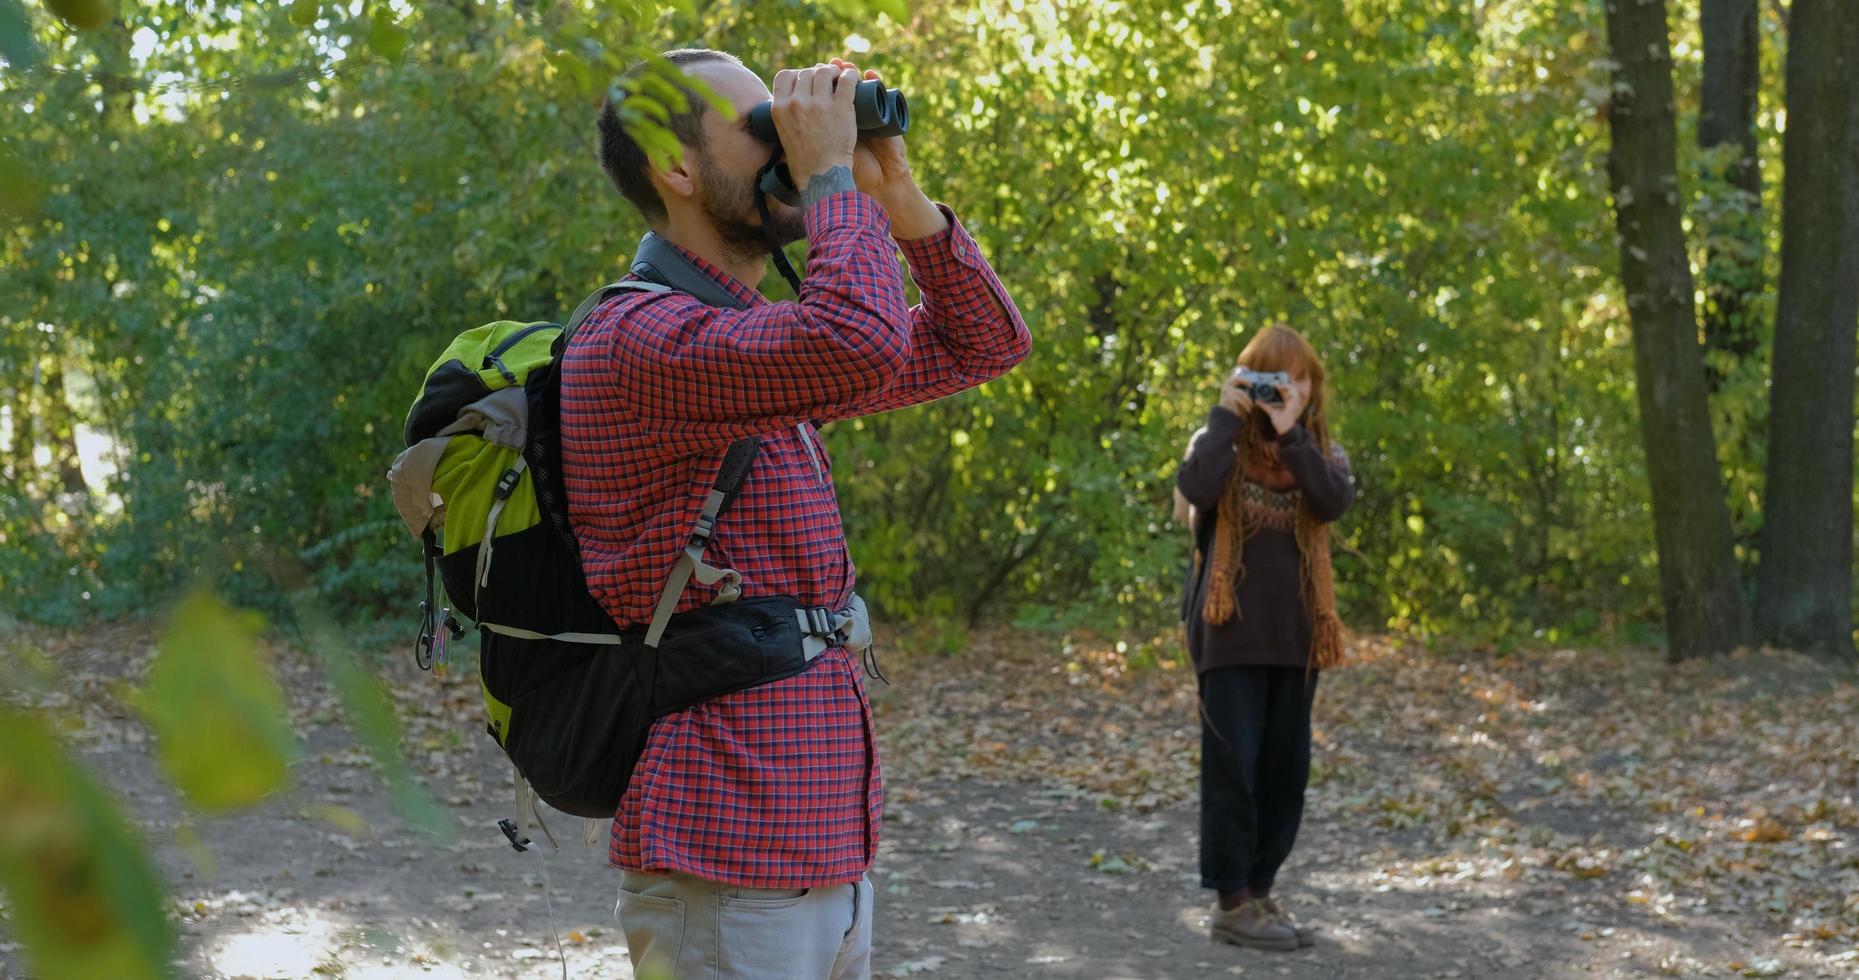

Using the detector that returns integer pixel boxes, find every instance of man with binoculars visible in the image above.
[566,49,1028,977]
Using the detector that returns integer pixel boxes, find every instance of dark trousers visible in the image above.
[1199,665,1320,893]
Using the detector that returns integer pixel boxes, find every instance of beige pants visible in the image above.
[615,870,873,979]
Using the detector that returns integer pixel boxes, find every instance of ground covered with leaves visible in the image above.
[872,633,1859,978]
[3,625,1856,979]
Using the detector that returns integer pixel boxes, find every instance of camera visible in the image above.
[747,79,910,145]
[1232,368,1290,406]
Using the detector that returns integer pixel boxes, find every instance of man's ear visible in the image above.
[653,147,697,203]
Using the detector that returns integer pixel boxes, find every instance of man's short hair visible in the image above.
[597,48,744,223]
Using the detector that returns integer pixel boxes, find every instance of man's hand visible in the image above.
[770,64,858,195]
[826,59,912,197]
[1218,370,1254,416]
[828,57,947,240]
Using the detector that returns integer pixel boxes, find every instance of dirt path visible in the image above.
[3,626,1856,979]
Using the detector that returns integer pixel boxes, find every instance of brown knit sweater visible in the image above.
[1176,406,1355,672]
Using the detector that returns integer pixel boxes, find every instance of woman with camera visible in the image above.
[1174,324,1355,952]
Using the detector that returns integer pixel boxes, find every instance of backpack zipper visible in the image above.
[483,323,558,382]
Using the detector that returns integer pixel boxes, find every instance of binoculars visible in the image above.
[749,79,910,206]
[747,78,910,145]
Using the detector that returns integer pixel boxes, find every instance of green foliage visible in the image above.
[827,0,1663,643]
[0,0,1810,649]
[0,706,174,980]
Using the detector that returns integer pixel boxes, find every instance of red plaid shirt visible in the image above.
[559,192,1028,887]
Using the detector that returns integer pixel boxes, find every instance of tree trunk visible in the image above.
[1754,0,1859,660]
[8,375,33,486]
[1697,0,1764,387]
[1603,0,1753,660]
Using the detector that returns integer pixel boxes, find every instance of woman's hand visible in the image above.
[1218,371,1254,415]
[1261,380,1308,435]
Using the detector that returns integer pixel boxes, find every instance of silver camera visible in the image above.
[1231,368,1290,406]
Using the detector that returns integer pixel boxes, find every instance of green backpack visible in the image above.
[388,267,853,839]
[388,287,659,670]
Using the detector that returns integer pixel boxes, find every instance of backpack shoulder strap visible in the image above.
[629,232,748,310]
[560,230,749,351]
[560,280,670,350]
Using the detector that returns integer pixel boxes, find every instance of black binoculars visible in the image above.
[747,78,910,146]
[749,79,910,207]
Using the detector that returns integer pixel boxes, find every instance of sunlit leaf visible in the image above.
[0,149,45,223]
[865,0,908,22]
[0,707,173,980]
[635,69,691,115]
[552,49,593,92]
[141,591,295,812]
[623,93,671,125]
[675,68,732,120]
[45,0,115,32]
[367,7,409,62]
[288,0,319,29]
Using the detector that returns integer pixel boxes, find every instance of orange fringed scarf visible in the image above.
[1200,438,1346,670]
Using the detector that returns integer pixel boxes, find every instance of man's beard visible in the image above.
[699,150,806,263]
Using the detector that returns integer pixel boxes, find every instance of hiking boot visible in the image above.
[1210,898,1299,951]
[1260,896,1315,947]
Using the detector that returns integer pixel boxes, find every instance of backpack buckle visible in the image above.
[493,468,521,501]
[498,818,534,852]
[801,606,848,645]
[434,607,462,677]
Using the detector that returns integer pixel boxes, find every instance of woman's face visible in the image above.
[1292,372,1313,409]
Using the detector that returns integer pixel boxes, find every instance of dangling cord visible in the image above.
[863,642,890,687]
[755,151,804,295]
[527,794,569,980]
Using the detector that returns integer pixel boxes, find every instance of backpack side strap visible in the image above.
[643,437,760,647]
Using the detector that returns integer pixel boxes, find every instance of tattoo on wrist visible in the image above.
[800,166,856,209]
